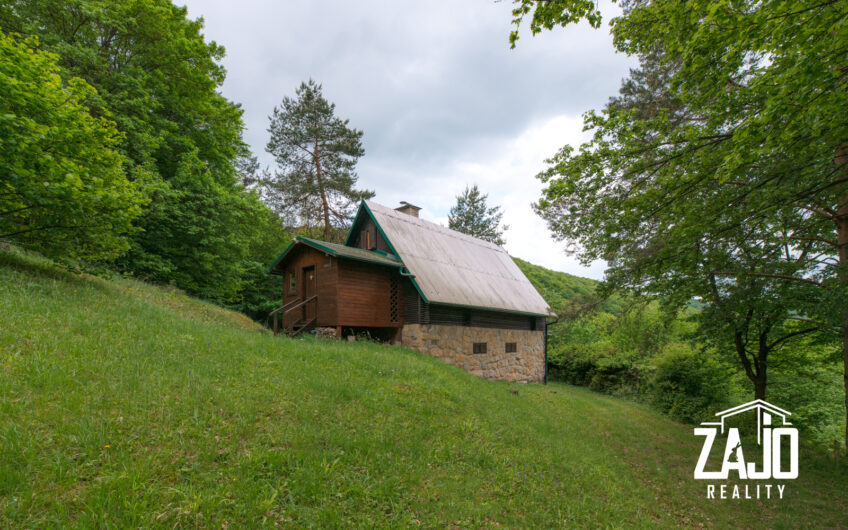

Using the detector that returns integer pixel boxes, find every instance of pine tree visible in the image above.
[265,80,374,241]
[448,185,508,246]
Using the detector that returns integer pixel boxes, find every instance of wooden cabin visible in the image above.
[268,201,554,382]
[267,238,405,341]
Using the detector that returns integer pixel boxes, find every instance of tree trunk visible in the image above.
[314,137,331,241]
[836,146,848,452]
[734,328,764,400]
[756,329,768,401]
[836,194,848,451]
[754,377,766,401]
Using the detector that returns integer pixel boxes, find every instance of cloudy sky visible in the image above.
[180,0,633,280]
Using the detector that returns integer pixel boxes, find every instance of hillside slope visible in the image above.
[1,247,846,527]
[513,257,623,314]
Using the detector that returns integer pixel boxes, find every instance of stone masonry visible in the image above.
[401,324,545,382]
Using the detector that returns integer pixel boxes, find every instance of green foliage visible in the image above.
[448,185,508,246]
[0,32,145,259]
[544,303,694,397]
[114,157,276,304]
[513,258,624,315]
[265,79,374,242]
[226,209,291,321]
[509,0,602,48]
[644,344,732,424]
[519,253,844,444]
[511,0,848,443]
[0,0,284,310]
[2,246,847,526]
[1,0,244,184]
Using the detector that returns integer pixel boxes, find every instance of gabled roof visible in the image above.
[357,201,553,317]
[268,236,403,275]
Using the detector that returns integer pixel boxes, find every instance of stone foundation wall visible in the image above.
[401,324,544,382]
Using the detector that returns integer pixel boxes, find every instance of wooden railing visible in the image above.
[266,295,318,336]
[266,298,301,335]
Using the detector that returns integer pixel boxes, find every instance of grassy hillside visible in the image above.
[1,247,847,527]
[513,257,623,314]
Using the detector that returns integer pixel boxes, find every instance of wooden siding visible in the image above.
[401,280,539,330]
[402,277,424,324]
[405,299,538,330]
[337,260,402,327]
[349,216,392,253]
[272,239,543,333]
[280,245,338,326]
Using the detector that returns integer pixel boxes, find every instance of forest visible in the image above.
[2,0,847,451]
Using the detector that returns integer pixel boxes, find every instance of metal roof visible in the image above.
[363,201,553,316]
[268,236,403,274]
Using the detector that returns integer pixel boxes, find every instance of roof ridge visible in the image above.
[365,200,505,252]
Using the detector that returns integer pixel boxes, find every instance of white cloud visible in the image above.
[381,114,607,279]
[180,0,628,280]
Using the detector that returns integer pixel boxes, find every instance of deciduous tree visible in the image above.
[1,0,283,306]
[510,0,848,447]
[0,32,144,259]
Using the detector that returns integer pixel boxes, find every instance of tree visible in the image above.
[2,0,284,307]
[0,0,245,185]
[448,185,509,246]
[0,32,145,259]
[265,80,374,242]
[510,0,848,447]
[116,151,272,303]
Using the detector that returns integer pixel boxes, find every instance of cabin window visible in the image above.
[365,230,371,250]
[472,342,487,354]
[289,272,296,293]
[505,342,517,353]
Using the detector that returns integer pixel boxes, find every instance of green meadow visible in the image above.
[1,247,846,528]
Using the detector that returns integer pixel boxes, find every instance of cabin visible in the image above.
[268,200,554,382]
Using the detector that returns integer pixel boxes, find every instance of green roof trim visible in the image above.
[298,237,403,267]
[267,235,403,275]
[346,201,430,304]
[267,239,297,274]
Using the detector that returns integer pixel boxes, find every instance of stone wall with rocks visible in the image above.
[401,324,544,382]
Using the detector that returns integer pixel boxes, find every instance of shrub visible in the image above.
[643,343,731,424]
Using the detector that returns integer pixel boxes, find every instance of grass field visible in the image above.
[1,246,847,527]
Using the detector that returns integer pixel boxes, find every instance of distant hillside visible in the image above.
[512,257,623,315]
[1,246,846,527]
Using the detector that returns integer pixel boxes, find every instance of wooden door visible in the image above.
[302,265,316,321]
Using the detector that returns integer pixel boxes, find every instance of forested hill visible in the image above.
[512,257,623,315]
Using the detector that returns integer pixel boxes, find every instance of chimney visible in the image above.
[395,201,421,218]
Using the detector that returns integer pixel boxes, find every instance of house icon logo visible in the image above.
[694,400,798,500]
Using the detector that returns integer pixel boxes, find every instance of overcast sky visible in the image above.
[180,0,633,280]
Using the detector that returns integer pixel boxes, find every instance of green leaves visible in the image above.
[521,1,848,419]
[1,1,284,311]
[509,0,604,48]
[0,32,145,259]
